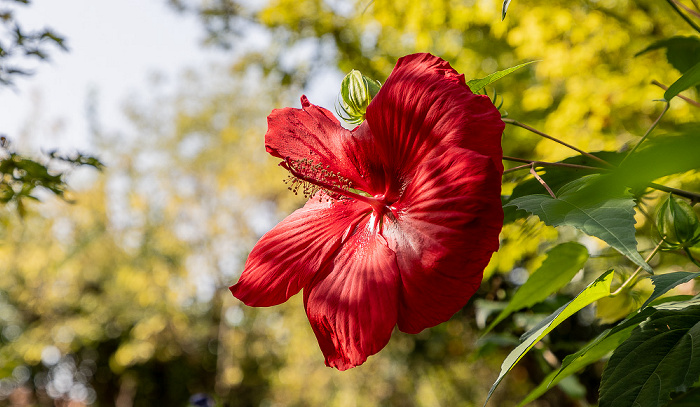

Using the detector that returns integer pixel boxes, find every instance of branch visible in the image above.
[667,0,700,33]
[673,0,700,18]
[502,156,608,172]
[620,101,670,165]
[530,163,556,198]
[652,80,700,108]
[502,118,614,167]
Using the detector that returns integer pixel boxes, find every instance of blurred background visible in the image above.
[0,0,698,406]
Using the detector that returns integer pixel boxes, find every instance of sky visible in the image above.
[0,0,226,152]
[0,0,344,156]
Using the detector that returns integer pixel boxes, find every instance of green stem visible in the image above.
[502,156,608,172]
[610,240,664,296]
[503,118,614,167]
[620,101,670,165]
[667,0,700,33]
[648,183,700,204]
[684,247,700,268]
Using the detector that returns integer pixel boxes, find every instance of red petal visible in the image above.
[365,53,504,190]
[265,96,379,194]
[304,226,400,370]
[383,148,503,334]
[230,195,370,307]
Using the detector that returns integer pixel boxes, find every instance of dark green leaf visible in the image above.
[485,242,589,333]
[467,61,536,93]
[485,270,614,406]
[636,36,700,74]
[600,305,700,407]
[664,387,700,406]
[643,272,700,309]
[665,60,700,101]
[506,176,652,273]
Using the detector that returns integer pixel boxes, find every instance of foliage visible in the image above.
[2,0,700,405]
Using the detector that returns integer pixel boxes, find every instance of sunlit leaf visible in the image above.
[642,272,700,309]
[484,242,589,333]
[484,270,614,406]
[519,325,633,406]
[599,305,700,407]
[466,61,536,94]
[665,60,700,101]
[506,176,652,273]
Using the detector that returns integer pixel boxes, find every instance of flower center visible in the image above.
[281,157,396,218]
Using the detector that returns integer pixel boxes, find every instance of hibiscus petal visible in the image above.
[304,225,400,370]
[365,53,504,189]
[230,195,370,307]
[265,96,379,194]
[383,148,503,334]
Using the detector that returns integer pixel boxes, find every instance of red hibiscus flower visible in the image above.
[230,53,504,370]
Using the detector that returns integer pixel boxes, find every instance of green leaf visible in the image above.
[642,272,700,309]
[502,0,512,20]
[599,305,700,407]
[484,242,589,333]
[636,36,700,74]
[519,307,658,405]
[503,151,622,224]
[467,61,536,93]
[506,176,652,273]
[612,133,700,192]
[665,60,700,101]
[519,325,634,406]
[484,270,614,406]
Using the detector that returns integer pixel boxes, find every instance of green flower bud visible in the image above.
[336,70,381,125]
[657,194,700,249]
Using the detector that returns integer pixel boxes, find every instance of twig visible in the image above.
[502,156,608,172]
[647,183,700,204]
[620,101,670,165]
[673,0,700,18]
[503,118,614,167]
[652,80,700,108]
[691,0,700,13]
[667,0,700,33]
[611,240,664,297]
[503,163,533,174]
[530,163,556,198]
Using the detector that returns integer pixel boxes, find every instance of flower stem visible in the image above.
[610,240,664,297]
[502,118,614,167]
[620,101,670,166]
[651,80,700,108]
